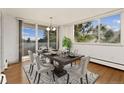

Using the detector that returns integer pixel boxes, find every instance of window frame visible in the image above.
[74,13,122,46]
[22,23,58,55]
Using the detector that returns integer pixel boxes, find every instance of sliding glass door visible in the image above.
[21,22,58,61]
[38,25,48,49]
[22,23,36,56]
[49,31,56,49]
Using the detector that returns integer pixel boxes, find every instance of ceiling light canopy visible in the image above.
[46,17,56,31]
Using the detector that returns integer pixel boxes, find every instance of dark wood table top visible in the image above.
[41,52,84,77]
[42,53,84,66]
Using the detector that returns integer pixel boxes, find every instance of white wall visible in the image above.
[59,11,124,70]
[2,13,19,67]
[0,11,2,73]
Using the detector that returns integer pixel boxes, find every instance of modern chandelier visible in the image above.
[46,17,56,31]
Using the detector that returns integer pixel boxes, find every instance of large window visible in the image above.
[38,25,48,48]
[22,23,57,56]
[100,14,120,43]
[74,14,121,44]
[22,23,36,56]
[74,20,98,43]
[49,31,56,49]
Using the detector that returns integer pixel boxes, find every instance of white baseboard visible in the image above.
[90,58,124,71]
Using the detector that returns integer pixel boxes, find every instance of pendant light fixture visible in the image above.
[46,17,56,31]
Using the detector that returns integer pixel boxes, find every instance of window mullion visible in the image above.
[47,30,49,49]
[35,24,38,53]
[98,19,100,43]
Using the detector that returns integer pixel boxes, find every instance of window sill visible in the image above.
[73,42,124,47]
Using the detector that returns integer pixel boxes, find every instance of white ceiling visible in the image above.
[5,8,119,25]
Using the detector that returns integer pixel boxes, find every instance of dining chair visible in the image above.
[28,50,36,76]
[33,54,55,84]
[37,48,51,64]
[67,56,90,84]
[72,49,79,65]
[64,49,79,70]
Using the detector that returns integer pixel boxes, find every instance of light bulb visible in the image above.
[46,27,50,31]
[52,27,56,31]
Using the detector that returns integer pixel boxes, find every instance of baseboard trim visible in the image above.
[91,57,124,66]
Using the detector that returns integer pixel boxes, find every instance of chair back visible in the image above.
[28,50,34,63]
[34,54,41,71]
[73,49,78,56]
[78,56,90,76]
[34,54,54,72]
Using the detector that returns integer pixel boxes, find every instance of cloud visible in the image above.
[22,31,36,40]
[22,32,30,36]
[112,26,120,32]
[113,19,120,24]
[106,25,111,30]
[114,28,120,32]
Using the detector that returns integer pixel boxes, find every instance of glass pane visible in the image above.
[100,14,120,43]
[49,31,56,49]
[74,20,98,43]
[38,25,48,49]
[22,23,36,56]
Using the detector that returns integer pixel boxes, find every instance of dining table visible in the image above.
[38,50,84,77]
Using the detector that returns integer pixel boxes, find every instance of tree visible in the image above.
[38,38,43,42]
[100,24,107,32]
[104,30,114,40]
[81,22,92,35]
[49,31,56,42]
[27,38,31,42]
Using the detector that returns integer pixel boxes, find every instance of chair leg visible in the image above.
[71,63,72,67]
[30,65,34,76]
[86,73,88,84]
[47,72,49,75]
[52,71,55,82]
[37,73,41,84]
[28,64,32,73]
[67,74,70,84]
[33,71,38,83]
[80,77,83,84]
[75,61,76,65]
[0,76,4,84]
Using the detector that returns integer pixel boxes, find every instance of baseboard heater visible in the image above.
[90,57,124,66]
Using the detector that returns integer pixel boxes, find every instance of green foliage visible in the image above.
[38,38,47,42]
[104,30,114,40]
[49,31,56,42]
[100,24,107,32]
[77,35,94,42]
[62,36,72,49]
[74,22,98,42]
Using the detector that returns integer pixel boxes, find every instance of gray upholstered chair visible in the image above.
[33,54,55,84]
[67,56,90,84]
[28,50,36,76]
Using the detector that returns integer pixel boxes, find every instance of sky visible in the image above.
[92,14,120,31]
[22,28,46,40]
[100,14,120,31]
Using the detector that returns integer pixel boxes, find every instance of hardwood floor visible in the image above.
[3,61,124,84]
[88,63,124,84]
[3,62,29,84]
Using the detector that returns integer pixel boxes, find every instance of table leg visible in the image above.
[54,64,67,77]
